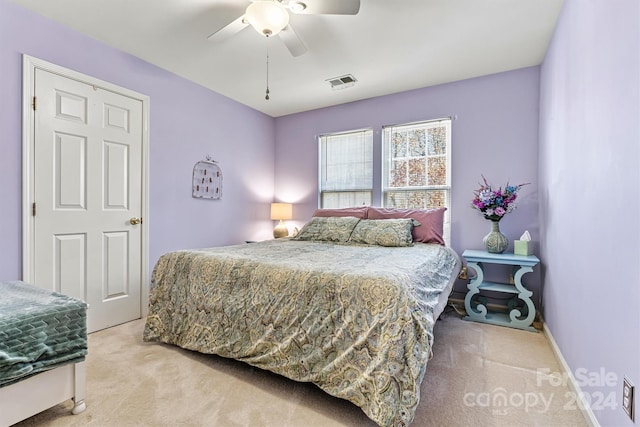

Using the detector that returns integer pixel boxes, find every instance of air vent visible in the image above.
[326,74,357,90]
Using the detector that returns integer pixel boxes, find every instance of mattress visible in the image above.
[0,281,88,387]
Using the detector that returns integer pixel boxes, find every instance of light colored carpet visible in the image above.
[14,309,588,426]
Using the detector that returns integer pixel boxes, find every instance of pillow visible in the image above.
[293,216,361,243]
[312,206,369,219]
[348,218,419,247]
[367,207,446,245]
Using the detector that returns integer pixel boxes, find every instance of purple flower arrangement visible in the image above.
[471,176,528,222]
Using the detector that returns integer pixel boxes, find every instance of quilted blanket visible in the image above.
[0,281,88,387]
[144,240,460,426]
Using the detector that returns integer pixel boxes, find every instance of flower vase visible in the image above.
[483,220,508,254]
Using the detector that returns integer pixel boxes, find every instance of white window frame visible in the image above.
[382,118,452,244]
[318,129,373,208]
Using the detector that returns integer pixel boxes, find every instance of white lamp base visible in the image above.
[273,220,289,238]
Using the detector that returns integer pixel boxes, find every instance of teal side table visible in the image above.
[462,249,540,332]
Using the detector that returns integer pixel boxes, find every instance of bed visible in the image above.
[0,281,88,426]
[143,210,460,426]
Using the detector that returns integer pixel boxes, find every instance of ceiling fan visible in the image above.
[207,0,361,57]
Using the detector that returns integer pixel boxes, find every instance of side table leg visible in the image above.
[464,261,487,321]
[508,265,536,330]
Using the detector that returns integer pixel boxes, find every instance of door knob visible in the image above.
[129,217,142,225]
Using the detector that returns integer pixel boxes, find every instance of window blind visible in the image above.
[318,129,373,208]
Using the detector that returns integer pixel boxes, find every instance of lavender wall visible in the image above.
[274,68,541,301]
[540,0,640,425]
[0,0,276,281]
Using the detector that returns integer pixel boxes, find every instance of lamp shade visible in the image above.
[245,1,290,37]
[270,202,292,221]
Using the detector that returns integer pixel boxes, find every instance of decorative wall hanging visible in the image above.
[192,156,223,200]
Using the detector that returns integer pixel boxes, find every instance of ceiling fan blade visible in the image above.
[207,15,248,42]
[278,25,308,57]
[290,0,360,15]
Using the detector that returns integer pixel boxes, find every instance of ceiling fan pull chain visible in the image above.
[265,43,270,100]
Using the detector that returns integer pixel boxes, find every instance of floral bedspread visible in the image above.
[143,239,460,426]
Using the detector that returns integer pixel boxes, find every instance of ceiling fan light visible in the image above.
[245,1,290,37]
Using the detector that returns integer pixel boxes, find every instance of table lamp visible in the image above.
[270,202,292,238]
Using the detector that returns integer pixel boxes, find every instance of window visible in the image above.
[318,129,373,208]
[317,121,451,242]
[382,118,452,240]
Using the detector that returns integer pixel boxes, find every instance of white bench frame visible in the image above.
[0,361,86,426]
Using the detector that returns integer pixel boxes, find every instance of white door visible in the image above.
[25,60,148,333]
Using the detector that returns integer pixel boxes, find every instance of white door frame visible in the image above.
[21,55,150,317]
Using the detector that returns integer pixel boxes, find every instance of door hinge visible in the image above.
[32,96,37,111]
[32,202,36,216]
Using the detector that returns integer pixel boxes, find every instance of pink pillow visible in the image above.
[367,207,446,245]
[312,207,369,219]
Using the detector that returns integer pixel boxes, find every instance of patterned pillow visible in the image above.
[367,207,446,245]
[293,216,361,243]
[348,218,420,247]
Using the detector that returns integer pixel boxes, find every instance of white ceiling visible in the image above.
[11,0,563,117]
